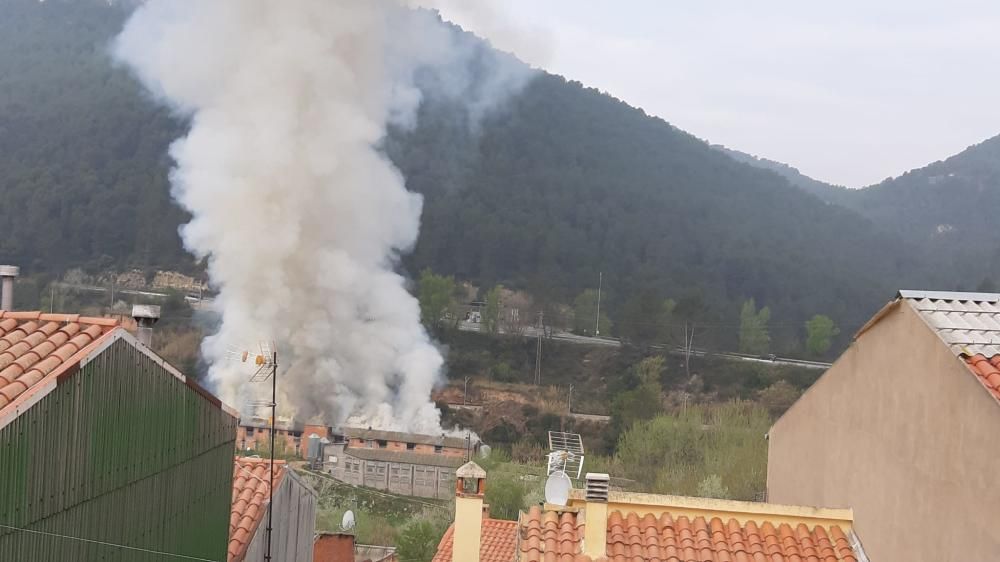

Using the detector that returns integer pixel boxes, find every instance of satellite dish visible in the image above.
[341,510,356,531]
[544,470,572,506]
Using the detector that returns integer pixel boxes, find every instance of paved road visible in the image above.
[458,321,831,370]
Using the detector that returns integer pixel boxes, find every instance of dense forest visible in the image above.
[1,0,997,352]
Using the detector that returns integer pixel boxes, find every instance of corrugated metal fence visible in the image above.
[0,338,237,561]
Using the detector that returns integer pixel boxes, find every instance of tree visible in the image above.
[738,298,771,355]
[395,520,443,562]
[757,380,801,418]
[805,315,840,356]
[484,474,527,520]
[572,289,611,336]
[674,293,707,377]
[611,356,664,430]
[619,291,672,348]
[417,269,456,332]
[483,285,502,334]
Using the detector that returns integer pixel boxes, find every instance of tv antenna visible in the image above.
[229,341,278,562]
[547,431,585,480]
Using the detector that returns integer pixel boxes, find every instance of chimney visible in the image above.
[583,473,609,559]
[454,461,487,562]
[131,304,161,347]
[0,265,19,311]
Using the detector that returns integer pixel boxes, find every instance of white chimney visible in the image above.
[583,473,609,559]
[0,265,19,311]
[132,304,161,347]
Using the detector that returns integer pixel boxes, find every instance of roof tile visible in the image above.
[229,457,287,562]
[0,312,119,412]
[431,517,518,562]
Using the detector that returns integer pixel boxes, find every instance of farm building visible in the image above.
[317,427,477,500]
[0,310,238,561]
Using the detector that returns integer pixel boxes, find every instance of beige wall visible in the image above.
[768,301,1000,561]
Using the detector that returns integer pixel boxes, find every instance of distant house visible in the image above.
[768,290,1000,561]
[237,415,305,456]
[229,457,317,562]
[320,427,476,500]
[431,463,867,562]
[0,311,238,560]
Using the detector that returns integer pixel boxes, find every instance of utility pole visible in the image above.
[534,311,543,385]
[568,384,574,414]
[265,350,277,562]
[595,271,602,336]
[463,376,471,405]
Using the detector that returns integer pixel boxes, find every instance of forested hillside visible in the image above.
[2,0,989,351]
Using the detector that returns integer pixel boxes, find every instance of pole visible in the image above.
[595,272,602,336]
[265,351,276,562]
[464,376,470,405]
[568,384,573,414]
[535,311,543,385]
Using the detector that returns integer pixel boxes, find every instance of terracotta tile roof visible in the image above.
[431,517,519,562]
[230,457,287,562]
[963,354,1000,402]
[518,506,859,562]
[0,311,119,412]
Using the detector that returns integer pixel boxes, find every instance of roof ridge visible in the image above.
[0,311,121,327]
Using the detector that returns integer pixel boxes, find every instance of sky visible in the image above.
[435,1,1000,187]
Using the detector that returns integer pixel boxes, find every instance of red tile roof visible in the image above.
[0,312,119,412]
[230,457,287,562]
[518,506,860,562]
[963,354,1000,402]
[431,517,519,562]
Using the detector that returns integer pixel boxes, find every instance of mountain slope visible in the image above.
[0,0,951,349]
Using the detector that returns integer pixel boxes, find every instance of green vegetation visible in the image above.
[805,314,840,357]
[417,269,458,333]
[600,402,770,501]
[738,299,771,355]
[610,357,664,431]
[483,285,502,335]
[395,520,445,562]
[572,289,611,336]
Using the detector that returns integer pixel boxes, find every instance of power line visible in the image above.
[0,523,222,562]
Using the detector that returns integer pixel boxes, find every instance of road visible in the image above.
[458,321,831,370]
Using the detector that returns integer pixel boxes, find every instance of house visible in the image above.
[229,457,317,562]
[320,427,477,499]
[768,290,1000,561]
[0,311,238,561]
[431,464,867,562]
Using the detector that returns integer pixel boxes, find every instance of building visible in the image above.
[229,457,317,562]
[431,465,867,562]
[320,427,476,499]
[237,415,305,456]
[768,290,1000,561]
[0,311,238,561]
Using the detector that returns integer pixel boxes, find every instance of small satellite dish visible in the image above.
[341,510,356,531]
[544,470,572,506]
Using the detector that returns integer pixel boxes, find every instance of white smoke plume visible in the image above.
[114,0,535,433]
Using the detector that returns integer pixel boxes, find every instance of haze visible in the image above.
[439,0,1000,187]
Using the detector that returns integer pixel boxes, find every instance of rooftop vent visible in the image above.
[585,472,609,503]
[0,265,19,311]
[132,304,161,347]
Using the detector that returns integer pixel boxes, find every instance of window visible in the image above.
[434,445,443,454]
[377,440,388,449]
[247,427,255,435]
[366,440,375,449]
[406,442,416,451]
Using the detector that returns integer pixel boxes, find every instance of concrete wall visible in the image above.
[321,446,455,499]
[767,301,1000,561]
[244,469,317,562]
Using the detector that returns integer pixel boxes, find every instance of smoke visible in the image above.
[114,0,535,433]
